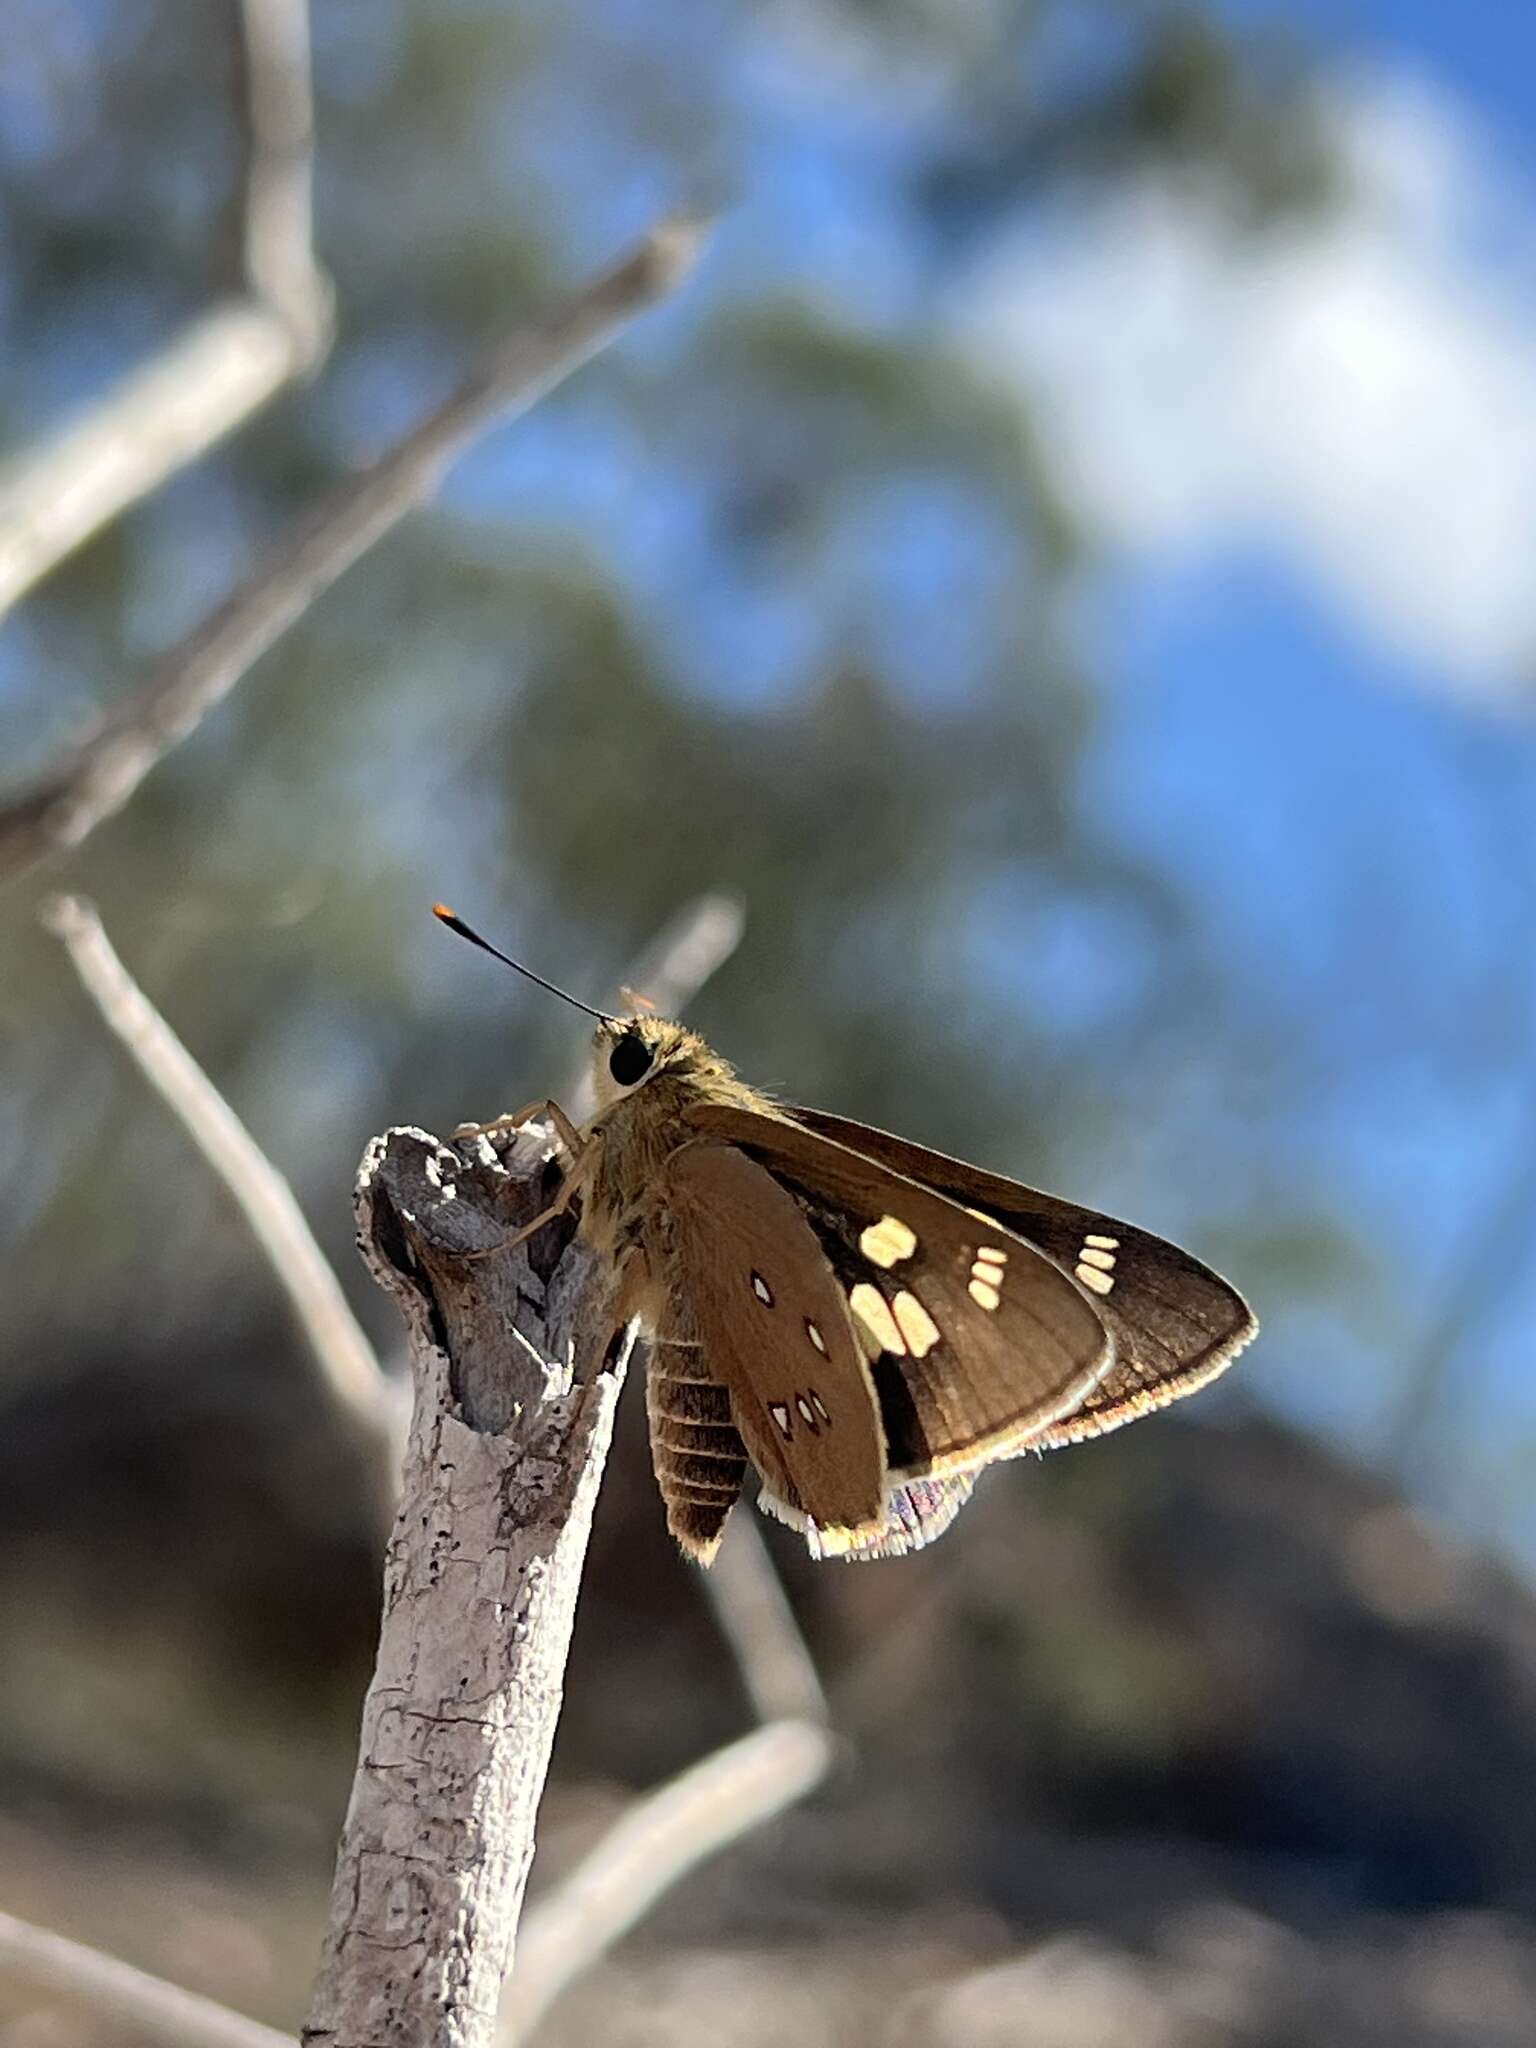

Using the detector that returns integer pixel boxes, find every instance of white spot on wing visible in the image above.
[849,1282,907,1355]
[968,1276,1002,1312]
[1078,1246,1116,1272]
[859,1214,918,1268]
[891,1290,941,1357]
[751,1272,773,1305]
[1075,1262,1115,1295]
[770,1403,793,1437]
[1084,1234,1119,1250]
[806,1319,827,1353]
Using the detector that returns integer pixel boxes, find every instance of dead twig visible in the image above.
[236,0,330,347]
[0,1908,290,2048]
[614,890,746,1023]
[0,215,709,885]
[40,893,397,1490]
[703,1512,829,1727]
[36,884,829,2042]
[303,1123,634,2048]
[0,0,330,622]
[499,1718,832,2044]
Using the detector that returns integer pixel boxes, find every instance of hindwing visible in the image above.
[759,1472,977,1561]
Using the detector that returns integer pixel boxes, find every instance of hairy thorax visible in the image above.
[576,1034,784,1332]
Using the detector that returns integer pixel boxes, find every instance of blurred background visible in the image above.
[3,2,1536,2043]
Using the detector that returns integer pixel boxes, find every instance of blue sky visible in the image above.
[975,9,1536,1554]
[1222,3,1536,181]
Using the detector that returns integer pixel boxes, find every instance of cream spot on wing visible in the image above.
[973,1245,1008,1268]
[891,1290,941,1357]
[859,1214,918,1268]
[970,1258,1006,1291]
[810,1391,831,1422]
[751,1272,774,1305]
[806,1319,827,1354]
[1078,1246,1116,1272]
[849,1282,907,1356]
[1075,1263,1115,1296]
[796,1396,817,1427]
[770,1403,793,1438]
[1084,1234,1119,1250]
[967,1276,1002,1312]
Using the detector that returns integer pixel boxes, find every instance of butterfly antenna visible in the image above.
[432,905,617,1024]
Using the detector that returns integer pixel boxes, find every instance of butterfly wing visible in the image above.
[759,1472,977,1562]
[790,1108,1257,1446]
[665,1140,888,1536]
[682,1105,1114,1481]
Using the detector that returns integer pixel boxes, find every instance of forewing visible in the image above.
[682,1105,1113,1479]
[791,1108,1257,1446]
[665,1141,887,1534]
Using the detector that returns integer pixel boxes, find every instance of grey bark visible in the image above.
[303,1121,632,2048]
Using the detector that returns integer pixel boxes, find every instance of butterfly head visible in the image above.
[589,1013,736,1111]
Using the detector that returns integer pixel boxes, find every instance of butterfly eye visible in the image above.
[608,1033,653,1087]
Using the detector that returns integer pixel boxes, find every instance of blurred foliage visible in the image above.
[0,0,1333,1350]
[4,3,1529,2046]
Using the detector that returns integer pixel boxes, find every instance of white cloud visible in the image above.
[955,72,1536,699]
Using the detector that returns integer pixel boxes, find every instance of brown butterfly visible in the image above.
[436,907,1258,1565]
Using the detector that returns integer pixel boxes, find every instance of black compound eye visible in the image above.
[608,1034,653,1087]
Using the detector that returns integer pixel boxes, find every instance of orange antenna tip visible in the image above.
[431,903,617,1025]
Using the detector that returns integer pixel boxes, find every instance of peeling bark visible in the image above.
[303,1122,631,2048]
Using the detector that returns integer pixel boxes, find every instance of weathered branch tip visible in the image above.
[304,1121,631,2048]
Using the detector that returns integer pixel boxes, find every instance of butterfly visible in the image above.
[435,907,1257,1565]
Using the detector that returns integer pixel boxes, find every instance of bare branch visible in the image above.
[703,1513,829,1727]
[619,891,746,1021]
[0,215,710,886]
[38,879,821,2042]
[41,894,397,1486]
[237,0,330,349]
[0,0,330,622]
[0,303,310,622]
[0,1908,290,2048]
[499,1719,832,2045]
[304,1123,633,2048]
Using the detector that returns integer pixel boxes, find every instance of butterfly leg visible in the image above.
[455,1124,595,1263]
[455,1097,587,1169]
[456,1175,583,1260]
